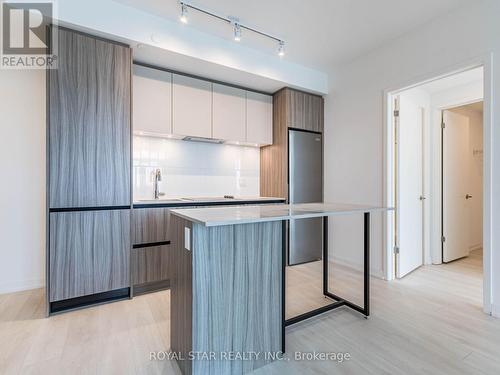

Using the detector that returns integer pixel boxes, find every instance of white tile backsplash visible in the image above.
[133,136,260,200]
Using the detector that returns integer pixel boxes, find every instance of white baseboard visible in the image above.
[371,268,385,280]
[491,304,500,318]
[331,256,385,280]
[469,244,483,252]
[0,278,45,295]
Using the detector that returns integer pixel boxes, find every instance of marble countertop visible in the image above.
[171,202,394,227]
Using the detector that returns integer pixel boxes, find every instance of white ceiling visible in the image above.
[114,0,475,71]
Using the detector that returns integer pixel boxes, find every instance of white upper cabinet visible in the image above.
[246,91,273,145]
[172,74,212,138]
[133,66,273,146]
[133,65,172,136]
[212,84,246,142]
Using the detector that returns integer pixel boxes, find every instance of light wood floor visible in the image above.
[2,249,499,374]
[286,259,365,319]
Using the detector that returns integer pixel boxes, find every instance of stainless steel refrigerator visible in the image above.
[288,129,323,265]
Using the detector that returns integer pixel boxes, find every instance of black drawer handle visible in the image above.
[132,241,170,249]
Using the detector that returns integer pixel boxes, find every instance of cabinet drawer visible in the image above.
[49,210,130,302]
[132,245,171,286]
[132,207,172,245]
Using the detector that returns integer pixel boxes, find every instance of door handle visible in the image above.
[466,194,472,200]
[419,195,426,201]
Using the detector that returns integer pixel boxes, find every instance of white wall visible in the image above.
[323,0,500,315]
[133,136,260,200]
[0,70,46,294]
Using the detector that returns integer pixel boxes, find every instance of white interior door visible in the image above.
[443,110,471,262]
[396,95,424,278]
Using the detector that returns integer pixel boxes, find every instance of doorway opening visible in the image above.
[385,65,489,312]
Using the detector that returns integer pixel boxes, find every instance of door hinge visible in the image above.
[441,122,446,129]
[441,236,446,243]
[394,246,400,254]
[394,110,400,117]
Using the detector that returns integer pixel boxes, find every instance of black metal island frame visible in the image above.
[284,212,371,328]
[169,202,392,375]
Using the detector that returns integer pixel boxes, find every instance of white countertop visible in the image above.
[133,196,285,206]
[171,202,394,227]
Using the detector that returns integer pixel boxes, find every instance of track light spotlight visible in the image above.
[234,23,241,41]
[278,41,285,57]
[180,3,188,24]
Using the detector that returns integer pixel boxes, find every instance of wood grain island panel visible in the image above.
[170,215,282,375]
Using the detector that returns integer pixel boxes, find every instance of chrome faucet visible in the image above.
[153,168,164,199]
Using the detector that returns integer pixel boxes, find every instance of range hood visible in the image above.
[182,136,225,144]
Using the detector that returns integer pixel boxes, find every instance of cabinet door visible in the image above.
[49,210,130,302]
[304,94,324,133]
[48,28,131,208]
[286,89,306,129]
[246,92,273,145]
[132,245,170,286]
[286,89,323,133]
[133,65,172,136]
[172,74,212,138]
[212,84,246,142]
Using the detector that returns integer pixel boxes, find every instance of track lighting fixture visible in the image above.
[178,2,286,57]
[180,3,188,24]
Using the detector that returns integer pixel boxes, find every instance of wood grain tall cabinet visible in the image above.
[260,88,324,200]
[47,27,132,314]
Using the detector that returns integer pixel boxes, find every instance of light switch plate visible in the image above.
[184,227,191,251]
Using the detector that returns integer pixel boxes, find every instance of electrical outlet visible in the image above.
[184,227,191,251]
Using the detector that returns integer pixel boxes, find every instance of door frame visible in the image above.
[383,55,492,315]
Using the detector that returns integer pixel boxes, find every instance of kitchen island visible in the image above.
[169,203,392,375]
